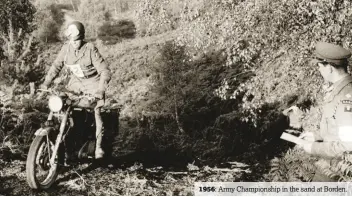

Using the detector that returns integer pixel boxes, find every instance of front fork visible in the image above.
[49,107,71,165]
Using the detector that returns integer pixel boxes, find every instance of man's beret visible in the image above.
[315,42,351,66]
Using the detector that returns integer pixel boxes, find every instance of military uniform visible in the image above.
[42,21,111,160]
[311,75,352,157]
[308,42,352,181]
[43,38,111,159]
[310,42,352,158]
[43,41,111,95]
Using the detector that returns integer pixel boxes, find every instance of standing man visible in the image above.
[41,21,111,160]
[299,42,352,181]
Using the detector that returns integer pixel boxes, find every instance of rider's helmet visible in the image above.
[65,21,85,41]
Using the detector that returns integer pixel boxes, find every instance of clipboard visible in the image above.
[280,132,305,146]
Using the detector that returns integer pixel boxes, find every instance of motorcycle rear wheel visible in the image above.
[26,136,59,189]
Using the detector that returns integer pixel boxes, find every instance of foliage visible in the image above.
[134,0,185,36]
[0,0,48,85]
[267,148,317,182]
[0,0,36,62]
[0,106,47,158]
[34,4,65,43]
[107,40,295,162]
[72,0,109,38]
[0,0,36,36]
[313,153,352,182]
[268,149,352,182]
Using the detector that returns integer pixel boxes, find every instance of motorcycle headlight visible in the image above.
[48,96,63,112]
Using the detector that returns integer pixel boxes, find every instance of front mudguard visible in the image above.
[34,127,55,136]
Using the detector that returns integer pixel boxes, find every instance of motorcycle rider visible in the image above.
[40,21,111,160]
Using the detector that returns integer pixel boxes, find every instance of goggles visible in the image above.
[65,24,81,41]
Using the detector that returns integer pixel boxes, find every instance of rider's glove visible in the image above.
[37,84,48,100]
[39,84,48,90]
[94,90,104,100]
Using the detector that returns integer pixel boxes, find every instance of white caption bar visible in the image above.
[194,182,352,196]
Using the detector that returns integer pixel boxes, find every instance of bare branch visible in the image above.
[35,54,43,66]
[10,79,18,99]
[8,19,14,45]
[15,62,20,74]
[0,34,9,43]
[17,35,33,61]
[29,82,35,97]
[7,19,15,61]
[20,60,26,71]
[70,0,76,12]
[209,167,251,173]
[173,85,184,133]
[0,34,9,56]
[18,28,22,38]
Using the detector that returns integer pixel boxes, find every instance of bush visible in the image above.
[34,4,65,43]
[111,41,294,162]
[0,0,36,36]
[0,0,47,86]
[134,0,186,36]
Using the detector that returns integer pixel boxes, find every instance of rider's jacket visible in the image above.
[311,76,352,158]
[43,41,111,94]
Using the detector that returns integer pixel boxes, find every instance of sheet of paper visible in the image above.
[280,132,305,146]
[67,64,84,78]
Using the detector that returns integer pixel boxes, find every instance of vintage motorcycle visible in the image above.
[26,89,118,189]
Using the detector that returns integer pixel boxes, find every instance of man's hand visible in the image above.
[39,84,48,90]
[283,105,304,129]
[299,132,315,142]
[298,140,313,154]
[37,84,49,100]
[94,90,104,100]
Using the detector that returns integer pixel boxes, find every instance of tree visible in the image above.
[0,0,36,62]
[77,0,106,38]
[34,4,65,43]
[0,0,45,85]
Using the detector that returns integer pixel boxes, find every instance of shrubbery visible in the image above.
[34,4,66,43]
[0,0,60,154]
[128,0,352,179]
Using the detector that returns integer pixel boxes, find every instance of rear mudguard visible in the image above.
[34,127,55,136]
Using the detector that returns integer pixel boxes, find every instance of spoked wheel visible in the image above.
[26,136,59,189]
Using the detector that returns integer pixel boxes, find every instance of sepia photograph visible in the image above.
[1,0,352,196]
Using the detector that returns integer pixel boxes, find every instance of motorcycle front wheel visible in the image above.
[26,136,59,189]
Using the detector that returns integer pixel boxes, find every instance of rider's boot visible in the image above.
[64,136,76,166]
[94,107,105,159]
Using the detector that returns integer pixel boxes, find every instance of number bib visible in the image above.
[66,64,85,78]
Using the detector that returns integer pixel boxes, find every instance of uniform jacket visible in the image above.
[43,41,111,92]
[311,76,352,158]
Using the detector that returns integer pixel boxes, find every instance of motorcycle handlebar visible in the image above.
[36,88,96,101]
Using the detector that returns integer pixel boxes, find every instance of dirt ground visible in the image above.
[0,152,257,196]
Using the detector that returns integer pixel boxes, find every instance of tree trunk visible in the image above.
[120,0,123,12]
[115,1,118,15]
[29,82,35,97]
[8,19,15,61]
[173,85,184,134]
[70,0,76,12]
